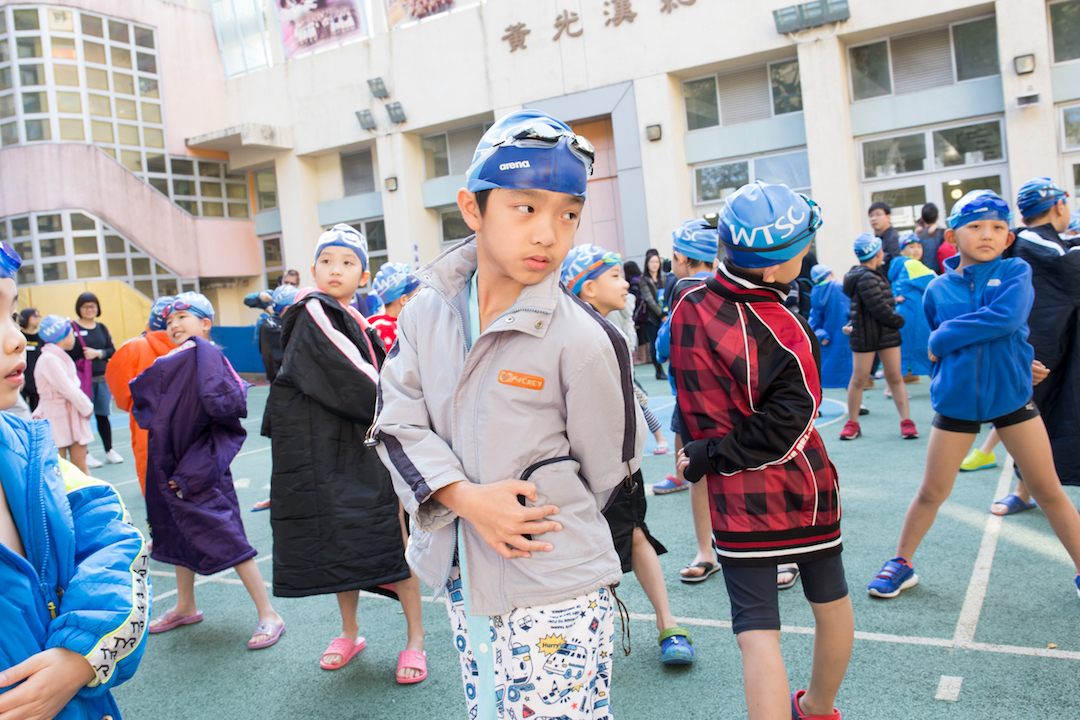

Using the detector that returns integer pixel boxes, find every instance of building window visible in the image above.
[860,118,1005,180]
[694,150,810,208]
[850,41,892,101]
[1063,104,1080,150]
[0,209,189,296]
[341,148,375,196]
[683,61,802,132]
[255,169,277,210]
[952,17,999,81]
[144,156,249,219]
[850,18,999,102]
[345,218,387,288]
[208,0,270,77]
[440,208,471,246]
[769,60,802,115]
[421,124,486,179]
[1051,0,1080,64]
[261,235,283,287]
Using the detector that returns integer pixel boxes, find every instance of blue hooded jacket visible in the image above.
[924,254,1035,422]
[807,279,852,388]
[888,255,936,376]
[0,414,149,720]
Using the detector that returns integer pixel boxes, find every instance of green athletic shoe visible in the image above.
[960,448,997,472]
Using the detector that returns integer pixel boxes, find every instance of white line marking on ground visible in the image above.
[112,478,140,488]
[236,446,271,458]
[234,477,251,488]
[935,675,963,701]
[953,457,1014,646]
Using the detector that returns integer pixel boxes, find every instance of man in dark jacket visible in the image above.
[869,201,901,271]
[841,233,915,441]
[997,178,1080,503]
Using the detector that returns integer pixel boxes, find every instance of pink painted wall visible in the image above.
[0,0,229,156]
[0,144,262,277]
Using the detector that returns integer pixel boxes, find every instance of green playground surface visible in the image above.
[95,369,1080,719]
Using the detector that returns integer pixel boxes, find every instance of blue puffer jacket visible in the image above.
[0,414,149,720]
[924,254,1035,422]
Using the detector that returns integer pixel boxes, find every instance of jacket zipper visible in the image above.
[970,280,982,421]
[28,425,58,619]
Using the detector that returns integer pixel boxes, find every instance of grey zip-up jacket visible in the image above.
[374,238,645,616]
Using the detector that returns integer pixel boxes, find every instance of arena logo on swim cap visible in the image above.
[499,160,532,171]
[729,206,807,247]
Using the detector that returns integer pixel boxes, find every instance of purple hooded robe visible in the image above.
[130,336,255,575]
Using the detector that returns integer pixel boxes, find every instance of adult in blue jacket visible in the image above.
[0,416,149,720]
[807,264,852,388]
[888,234,936,377]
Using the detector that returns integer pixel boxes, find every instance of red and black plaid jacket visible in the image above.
[670,262,842,567]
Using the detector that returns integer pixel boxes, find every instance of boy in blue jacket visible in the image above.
[0,241,149,720]
[887,233,936,379]
[807,264,852,388]
[868,190,1080,600]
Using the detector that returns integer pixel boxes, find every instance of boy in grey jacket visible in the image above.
[375,110,645,720]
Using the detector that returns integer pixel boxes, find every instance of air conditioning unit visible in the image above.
[773,0,849,34]
[1017,93,1041,107]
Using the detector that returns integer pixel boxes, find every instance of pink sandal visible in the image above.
[247,620,285,650]
[320,636,366,670]
[148,609,203,634]
[396,649,427,684]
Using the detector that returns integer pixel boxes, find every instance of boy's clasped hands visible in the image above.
[434,478,562,559]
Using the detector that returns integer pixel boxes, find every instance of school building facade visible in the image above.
[1,0,1079,337]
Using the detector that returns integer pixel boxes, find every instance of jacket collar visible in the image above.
[416,236,561,339]
[942,252,1003,283]
[709,260,789,302]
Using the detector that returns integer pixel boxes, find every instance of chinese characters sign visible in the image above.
[503,1,698,52]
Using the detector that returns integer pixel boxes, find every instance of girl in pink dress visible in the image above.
[31,315,93,473]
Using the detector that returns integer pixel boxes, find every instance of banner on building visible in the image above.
[276,0,367,60]
[385,0,454,30]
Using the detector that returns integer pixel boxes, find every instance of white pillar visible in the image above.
[798,33,863,275]
[274,153,323,285]
[996,0,1060,196]
[377,132,440,266]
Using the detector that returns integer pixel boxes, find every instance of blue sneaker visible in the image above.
[652,475,690,494]
[658,627,694,665]
[1075,575,1079,601]
[867,557,919,598]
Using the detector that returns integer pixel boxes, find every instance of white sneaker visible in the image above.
[105,449,125,464]
[86,453,103,469]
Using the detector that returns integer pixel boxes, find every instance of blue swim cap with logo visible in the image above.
[466,110,595,197]
[717,181,821,269]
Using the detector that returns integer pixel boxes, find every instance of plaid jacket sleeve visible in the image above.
[681,304,818,482]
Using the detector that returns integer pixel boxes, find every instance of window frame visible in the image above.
[848,37,895,103]
[1062,102,1080,153]
[691,147,811,211]
[438,206,472,247]
[1049,0,1080,66]
[948,14,1000,85]
[682,59,804,133]
[858,115,1008,182]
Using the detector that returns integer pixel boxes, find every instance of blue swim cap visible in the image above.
[315,224,369,270]
[372,262,420,305]
[717,181,821,269]
[671,219,718,263]
[560,244,622,295]
[947,190,1012,230]
[1016,177,1067,219]
[0,242,22,280]
[166,291,215,321]
[148,295,174,331]
[271,284,299,314]
[899,232,922,248]
[466,110,594,197]
[39,314,71,344]
[810,264,832,285]
[1070,210,1080,234]
[853,233,882,261]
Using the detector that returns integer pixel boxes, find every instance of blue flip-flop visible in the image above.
[991,494,1037,515]
[659,627,694,665]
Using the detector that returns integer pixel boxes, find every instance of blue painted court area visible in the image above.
[87,369,1080,719]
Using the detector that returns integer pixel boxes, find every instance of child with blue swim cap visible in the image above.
[670,181,852,720]
[561,243,694,666]
[368,262,421,349]
[982,176,1080,512]
[807,263,853,389]
[32,313,94,474]
[887,233,936,380]
[868,189,1080,609]
[376,109,646,720]
[0,241,150,720]
[840,230,914,440]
